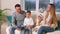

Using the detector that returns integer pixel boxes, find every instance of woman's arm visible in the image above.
[44,11,49,24]
[53,17,58,28]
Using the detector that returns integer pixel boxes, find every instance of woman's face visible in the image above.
[46,5,51,12]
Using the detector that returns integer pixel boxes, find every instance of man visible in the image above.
[9,4,26,34]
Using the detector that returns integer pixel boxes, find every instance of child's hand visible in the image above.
[25,25,30,29]
[25,26,29,29]
[26,24,30,26]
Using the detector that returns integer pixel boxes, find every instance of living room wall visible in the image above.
[0,0,60,20]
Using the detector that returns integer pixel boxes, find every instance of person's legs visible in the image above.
[9,26,15,34]
[24,29,29,34]
[16,23,25,34]
[20,29,25,34]
[20,24,25,34]
[37,26,54,34]
[29,27,32,34]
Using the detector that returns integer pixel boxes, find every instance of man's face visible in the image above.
[15,7,21,13]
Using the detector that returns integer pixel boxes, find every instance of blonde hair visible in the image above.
[49,4,58,28]
[49,4,56,16]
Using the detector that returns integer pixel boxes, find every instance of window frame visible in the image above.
[20,0,60,12]
[20,0,39,12]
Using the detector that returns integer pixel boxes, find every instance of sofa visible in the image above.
[6,13,60,34]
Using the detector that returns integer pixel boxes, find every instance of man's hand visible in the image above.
[16,26,21,30]
[13,25,20,30]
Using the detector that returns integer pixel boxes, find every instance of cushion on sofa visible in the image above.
[56,20,60,30]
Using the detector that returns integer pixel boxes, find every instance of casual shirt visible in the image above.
[12,11,26,26]
[24,17,34,26]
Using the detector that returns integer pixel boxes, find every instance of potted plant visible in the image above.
[0,9,10,34]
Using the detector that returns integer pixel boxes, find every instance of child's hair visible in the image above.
[26,10,31,14]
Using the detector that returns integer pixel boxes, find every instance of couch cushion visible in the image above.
[56,20,60,30]
[7,16,12,25]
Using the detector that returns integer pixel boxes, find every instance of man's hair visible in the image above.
[26,10,31,14]
[15,4,21,8]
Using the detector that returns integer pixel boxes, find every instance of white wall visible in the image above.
[0,0,37,15]
[1,0,20,10]
[1,0,21,15]
[1,0,60,20]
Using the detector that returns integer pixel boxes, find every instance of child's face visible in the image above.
[38,16,42,21]
[26,13,31,18]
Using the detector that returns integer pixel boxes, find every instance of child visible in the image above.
[24,10,34,34]
[36,16,42,26]
[33,15,43,32]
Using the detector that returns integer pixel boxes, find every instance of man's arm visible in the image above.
[12,12,17,27]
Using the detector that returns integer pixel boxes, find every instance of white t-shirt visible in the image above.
[24,17,34,26]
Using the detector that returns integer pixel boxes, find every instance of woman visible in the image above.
[37,4,58,34]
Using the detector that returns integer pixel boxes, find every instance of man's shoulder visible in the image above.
[22,10,26,13]
[24,17,27,19]
[13,12,16,15]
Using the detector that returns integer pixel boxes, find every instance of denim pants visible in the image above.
[24,26,32,34]
[37,26,54,34]
[9,24,25,34]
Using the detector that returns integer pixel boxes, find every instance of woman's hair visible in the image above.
[49,4,58,28]
[49,4,56,16]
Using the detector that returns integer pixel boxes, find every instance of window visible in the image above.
[25,0,36,10]
[54,0,60,12]
[39,0,50,9]
[23,0,60,12]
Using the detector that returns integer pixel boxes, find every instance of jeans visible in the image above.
[9,24,25,34]
[24,26,32,34]
[37,26,54,34]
